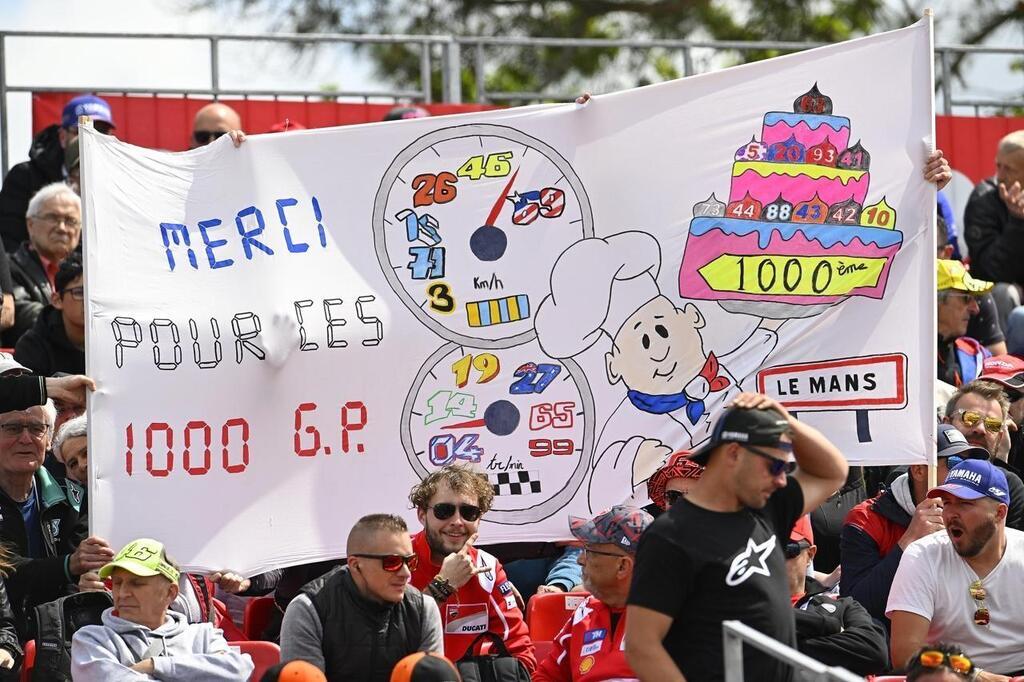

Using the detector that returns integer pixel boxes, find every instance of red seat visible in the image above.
[525,591,589,642]
[243,595,277,640]
[19,640,34,682]
[237,640,280,682]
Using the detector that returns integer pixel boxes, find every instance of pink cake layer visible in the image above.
[679,224,900,305]
[729,168,868,207]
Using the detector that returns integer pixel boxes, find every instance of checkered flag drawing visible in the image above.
[490,470,541,496]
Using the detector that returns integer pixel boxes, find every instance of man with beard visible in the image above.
[534,506,652,681]
[977,355,1024,470]
[887,460,1024,679]
[944,380,1024,529]
[408,465,536,674]
[841,424,989,624]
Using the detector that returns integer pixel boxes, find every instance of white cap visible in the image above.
[535,231,662,359]
[0,352,29,376]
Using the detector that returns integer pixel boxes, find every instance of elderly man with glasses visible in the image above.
[0,400,113,638]
[408,464,536,674]
[280,513,442,679]
[534,506,652,682]
[888,460,1024,680]
[15,252,85,376]
[943,380,1024,531]
[5,182,81,347]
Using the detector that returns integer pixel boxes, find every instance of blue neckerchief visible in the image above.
[627,389,705,424]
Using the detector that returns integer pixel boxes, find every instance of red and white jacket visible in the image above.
[533,595,636,682]
[409,531,536,673]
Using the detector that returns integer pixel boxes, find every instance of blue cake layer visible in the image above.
[689,216,903,250]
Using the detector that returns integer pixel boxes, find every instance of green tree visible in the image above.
[190,0,894,101]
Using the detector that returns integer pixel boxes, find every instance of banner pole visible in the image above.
[77,114,95,536]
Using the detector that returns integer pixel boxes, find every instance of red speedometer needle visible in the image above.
[484,169,519,227]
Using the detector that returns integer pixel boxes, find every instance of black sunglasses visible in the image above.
[664,489,685,507]
[784,540,810,559]
[430,503,482,522]
[742,444,797,476]
[351,553,419,572]
[192,130,228,145]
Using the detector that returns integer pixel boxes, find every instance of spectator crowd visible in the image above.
[0,91,1022,682]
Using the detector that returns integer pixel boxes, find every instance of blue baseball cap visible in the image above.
[927,459,1010,505]
[61,94,115,129]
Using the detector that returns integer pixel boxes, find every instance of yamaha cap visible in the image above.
[690,406,790,465]
[927,459,1010,505]
[61,94,115,129]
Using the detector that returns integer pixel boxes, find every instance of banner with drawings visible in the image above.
[84,19,934,573]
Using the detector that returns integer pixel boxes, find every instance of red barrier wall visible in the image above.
[31,93,499,151]
[30,92,1023,185]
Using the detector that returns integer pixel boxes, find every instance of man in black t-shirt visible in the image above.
[625,393,848,682]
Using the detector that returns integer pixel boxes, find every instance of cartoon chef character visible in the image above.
[535,231,777,509]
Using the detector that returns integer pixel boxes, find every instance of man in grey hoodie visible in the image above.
[70,537,254,681]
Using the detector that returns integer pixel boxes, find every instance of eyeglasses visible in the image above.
[350,553,419,572]
[969,579,990,626]
[430,503,482,522]
[918,649,973,674]
[783,540,810,560]
[955,409,1004,434]
[0,422,49,438]
[60,286,84,301]
[663,490,685,507]
[741,445,797,476]
[582,546,627,559]
[192,130,227,145]
[33,213,81,230]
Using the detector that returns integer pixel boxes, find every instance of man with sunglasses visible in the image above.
[937,259,994,389]
[534,506,652,682]
[888,459,1024,680]
[785,516,888,676]
[841,424,991,625]
[14,253,84,376]
[408,465,536,674]
[943,380,1024,530]
[0,401,114,638]
[625,392,847,682]
[190,102,244,149]
[280,513,443,679]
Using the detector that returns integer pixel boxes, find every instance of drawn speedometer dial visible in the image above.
[401,340,595,523]
[373,124,594,349]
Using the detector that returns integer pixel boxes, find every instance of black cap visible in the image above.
[690,406,789,465]
[936,423,989,460]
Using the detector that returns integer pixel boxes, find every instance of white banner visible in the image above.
[84,19,935,574]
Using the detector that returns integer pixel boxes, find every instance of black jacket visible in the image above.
[964,177,1024,284]
[0,466,87,639]
[14,305,84,377]
[301,566,425,682]
[5,244,52,347]
[0,125,63,253]
[794,578,889,675]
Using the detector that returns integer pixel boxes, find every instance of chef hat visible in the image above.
[535,231,662,359]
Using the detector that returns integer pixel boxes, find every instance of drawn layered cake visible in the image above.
[678,84,904,319]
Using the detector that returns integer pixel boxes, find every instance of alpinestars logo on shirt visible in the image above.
[725,535,776,586]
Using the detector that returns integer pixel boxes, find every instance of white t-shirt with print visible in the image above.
[886,526,1024,673]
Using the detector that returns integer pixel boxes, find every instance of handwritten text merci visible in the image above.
[159,196,327,272]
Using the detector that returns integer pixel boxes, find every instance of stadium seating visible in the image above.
[19,639,34,682]
[243,595,277,640]
[237,640,281,682]
[525,591,589,641]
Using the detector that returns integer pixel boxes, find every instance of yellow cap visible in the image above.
[98,538,180,583]
[937,259,993,295]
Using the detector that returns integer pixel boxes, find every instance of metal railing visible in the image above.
[2,29,1022,170]
[722,620,863,682]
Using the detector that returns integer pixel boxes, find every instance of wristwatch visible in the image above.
[428,576,454,602]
